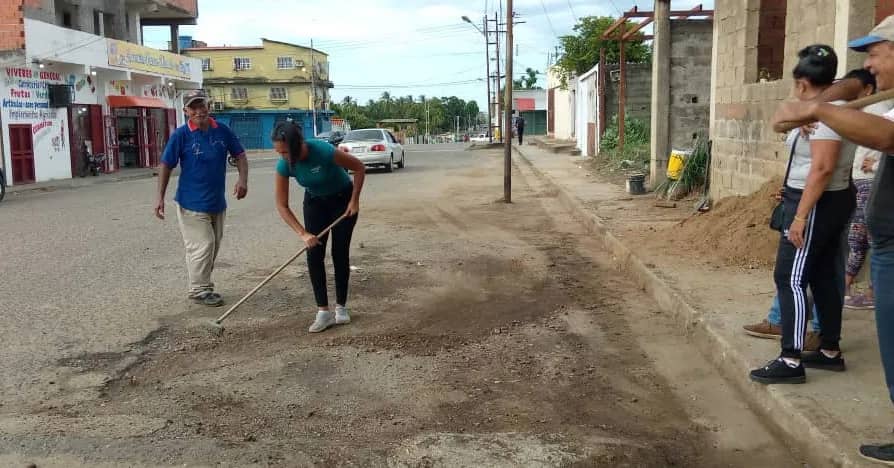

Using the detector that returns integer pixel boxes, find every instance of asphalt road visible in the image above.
[0,143,796,467]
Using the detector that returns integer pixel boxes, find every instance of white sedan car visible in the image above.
[470,133,489,142]
[338,129,405,172]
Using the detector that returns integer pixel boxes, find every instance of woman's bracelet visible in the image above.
[794,215,807,222]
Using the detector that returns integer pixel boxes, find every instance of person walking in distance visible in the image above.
[271,121,366,333]
[155,90,248,307]
[515,114,526,145]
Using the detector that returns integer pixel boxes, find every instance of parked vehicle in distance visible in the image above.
[470,133,489,143]
[316,130,345,146]
[338,129,405,172]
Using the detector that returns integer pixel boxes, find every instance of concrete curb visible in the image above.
[512,146,859,468]
[4,158,280,198]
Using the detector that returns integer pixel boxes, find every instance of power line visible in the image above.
[566,0,578,23]
[606,0,624,15]
[538,0,559,40]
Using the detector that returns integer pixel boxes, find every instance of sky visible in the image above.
[143,0,713,108]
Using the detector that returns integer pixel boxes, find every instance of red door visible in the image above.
[137,109,149,167]
[104,115,119,172]
[9,125,36,184]
[147,113,160,167]
[88,105,106,171]
[67,107,78,176]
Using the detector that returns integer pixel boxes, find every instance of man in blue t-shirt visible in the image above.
[155,90,248,307]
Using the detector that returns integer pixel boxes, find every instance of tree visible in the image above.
[513,68,542,89]
[330,93,481,134]
[555,16,651,87]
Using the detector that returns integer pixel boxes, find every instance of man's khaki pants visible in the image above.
[177,206,225,296]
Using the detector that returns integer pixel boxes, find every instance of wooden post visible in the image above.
[618,22,626,150]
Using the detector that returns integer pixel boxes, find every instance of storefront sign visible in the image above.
[107,40,192,80]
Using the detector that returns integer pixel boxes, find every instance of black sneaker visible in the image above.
[802,351,846,372]
[749,358,806,384]
[859,443,894,465]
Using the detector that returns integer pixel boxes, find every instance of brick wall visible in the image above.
[757,0,786,81]
[0,1,31,51]
[710,0,854,200]
[163,0,198,16]
[878,0,894,22]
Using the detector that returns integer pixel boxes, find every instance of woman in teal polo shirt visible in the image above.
[273,121,366,333]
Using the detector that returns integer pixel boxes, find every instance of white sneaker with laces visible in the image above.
[308,310,335,333]
[335,305,351,324]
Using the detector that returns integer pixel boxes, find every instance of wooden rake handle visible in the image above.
[775,87,894,132]
[213,214,349,325]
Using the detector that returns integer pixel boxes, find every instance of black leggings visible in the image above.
[303,186,357,307]
[776,186,855,358]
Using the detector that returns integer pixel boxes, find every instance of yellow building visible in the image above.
[183,38,331,111]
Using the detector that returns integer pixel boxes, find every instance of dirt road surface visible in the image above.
[1,144,799,467]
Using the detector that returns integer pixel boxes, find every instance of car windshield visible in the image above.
[344,130,383,142]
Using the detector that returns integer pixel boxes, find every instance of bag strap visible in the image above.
[783,132,798,188]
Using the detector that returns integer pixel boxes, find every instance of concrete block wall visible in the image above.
[710,0,880,200]
[604,62,652,127]
[669,19,713,150]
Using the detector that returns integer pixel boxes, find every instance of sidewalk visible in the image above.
[4,152,279,198]
[513,142,890,467]
[6,168,159,196]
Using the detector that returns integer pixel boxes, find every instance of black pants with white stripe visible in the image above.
[776,187,855,358]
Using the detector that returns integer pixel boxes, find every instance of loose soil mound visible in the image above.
[674,178,782,269]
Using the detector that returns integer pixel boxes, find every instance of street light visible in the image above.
[462,15,484,35]
[461,15,492,143]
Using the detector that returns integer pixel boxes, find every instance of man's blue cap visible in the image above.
[850,16,894,52]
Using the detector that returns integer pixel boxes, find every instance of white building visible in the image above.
[576,65,599,157]
[546,67,576,141]
[1,0,202,186]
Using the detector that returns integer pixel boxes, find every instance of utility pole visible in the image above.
[503,0,513,203]
[310,38,318,137]
[484,15,492,142]
[494,10,502,142]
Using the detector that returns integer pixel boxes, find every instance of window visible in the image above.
[93,10,103,36]
[276,56,294,69]
[754,0,786,82]
[201,58,212,71]
[270,87,288,101]
[231,87,248,100]
[233,57,251,71]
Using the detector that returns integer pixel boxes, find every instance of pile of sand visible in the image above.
[674,179,783,269]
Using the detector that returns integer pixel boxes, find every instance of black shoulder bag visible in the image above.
[770,135,797,232]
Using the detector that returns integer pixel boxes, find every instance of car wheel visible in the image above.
[397,151,405,169]
[385,154,394,173]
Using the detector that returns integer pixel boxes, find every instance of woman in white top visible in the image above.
[751,44,858,385]
[842,70,892,309]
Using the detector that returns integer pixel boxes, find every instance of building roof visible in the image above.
[183,38,328,55]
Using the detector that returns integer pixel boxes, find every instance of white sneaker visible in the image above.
[335,305,351,324]
[308,310,335,333]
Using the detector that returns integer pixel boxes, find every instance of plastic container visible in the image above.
[667,149,692,180]
[626,173,646,195]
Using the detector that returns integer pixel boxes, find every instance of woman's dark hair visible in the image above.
[271,120,305,166]
[843,68,877,92]
[792,44,838,86]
